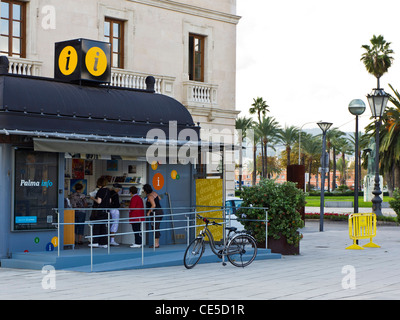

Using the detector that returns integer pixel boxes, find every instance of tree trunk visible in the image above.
[359,150,362,192]
[388,163,400,197]
[264,141,268,179]
[341,153,346,186]
[286,146,291,166]
[261,138,265,178]
[395,164,400,190]
[332,147,337,191]
[386,167,394,197]
[238,136,243,191]
[327,149,331,192]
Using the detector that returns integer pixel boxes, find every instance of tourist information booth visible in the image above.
[0,40,212,260]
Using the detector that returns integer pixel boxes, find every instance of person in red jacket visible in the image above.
[129,186,145,248]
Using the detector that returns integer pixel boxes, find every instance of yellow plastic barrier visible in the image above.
[346,213,380,250]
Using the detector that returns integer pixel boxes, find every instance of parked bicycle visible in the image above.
[183,214,257,269]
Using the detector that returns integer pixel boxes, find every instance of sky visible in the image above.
[235,0,400,133]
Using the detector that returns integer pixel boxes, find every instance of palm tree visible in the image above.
[335,137,353,186]
[363,83,400,197]
[329,130,346,190]
[336,158,348,186]
[250,129,262,185]
[361,34,394,88]
[277,125,300,166]
[325,128,344,191]
[368,83,400,196]
[301,134,321,191]
[255,116,280,178]
[349,131,367,192]
[235,116,254,190]
[249,97,270,124]
[249,97,270,176]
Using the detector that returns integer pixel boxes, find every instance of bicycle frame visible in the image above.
[196,220,249,259]
[184,214,258,269]
[197,224,223,257]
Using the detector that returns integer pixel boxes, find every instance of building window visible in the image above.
[0,0,26,57]
[13,150,58,231]
[189,34,205,82]
[104,18,124,68]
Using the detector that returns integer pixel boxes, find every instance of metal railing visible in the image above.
[52,206,268,272]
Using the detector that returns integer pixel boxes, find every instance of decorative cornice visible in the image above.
[186,104,240,120]
[127,0,241,24]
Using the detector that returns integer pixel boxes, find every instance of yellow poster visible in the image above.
[195,179,223,242]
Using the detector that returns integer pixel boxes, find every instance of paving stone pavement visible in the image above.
[1,219,400,301]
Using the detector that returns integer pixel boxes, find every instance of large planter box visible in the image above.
[266,233,300,255]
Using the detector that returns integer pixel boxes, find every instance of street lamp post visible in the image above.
[366,88,388,216]
[348,99,366,213]
[317,121,333,232]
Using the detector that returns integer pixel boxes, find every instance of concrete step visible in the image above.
[1,245,280,272]
[1,258,53,270]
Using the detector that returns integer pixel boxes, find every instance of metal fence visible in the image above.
[52,206,268,272]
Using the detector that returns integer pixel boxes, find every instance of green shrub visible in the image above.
[237,179,306,247]
[336,185,350,192]
[389,188,400,222]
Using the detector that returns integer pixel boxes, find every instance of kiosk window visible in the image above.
[13,150,58,231]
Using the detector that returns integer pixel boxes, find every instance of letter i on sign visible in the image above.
[65,51,70,70]
[152,173,164,191]
[94,52,99,71]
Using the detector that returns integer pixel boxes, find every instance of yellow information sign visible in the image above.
[195,179,223,242]
[85,47,108,77]
[58,46,78,76]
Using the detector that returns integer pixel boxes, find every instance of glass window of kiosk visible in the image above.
[13,149,58,231]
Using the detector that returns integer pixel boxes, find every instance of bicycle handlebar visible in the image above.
[196,214,222,226]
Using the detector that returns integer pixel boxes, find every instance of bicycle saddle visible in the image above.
[226,227,237,232]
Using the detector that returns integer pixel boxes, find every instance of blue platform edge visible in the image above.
[0,244,281,273]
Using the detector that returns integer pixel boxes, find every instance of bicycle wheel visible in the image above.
[227,234,257,267]
[183,237,205,269]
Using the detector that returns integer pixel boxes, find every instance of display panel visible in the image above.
[13,149,58,231]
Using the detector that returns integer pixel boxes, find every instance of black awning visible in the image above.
[0,69,199,140]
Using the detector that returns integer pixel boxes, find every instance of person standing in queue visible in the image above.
[129,186,145,248]
[143,184,163,248]
[89,177,111,248]
[109,183,122,246]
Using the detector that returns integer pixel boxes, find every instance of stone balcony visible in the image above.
[182,80,218,107]
[8,56,43,76]
[182,80,220,121]
[110,68,175,96]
